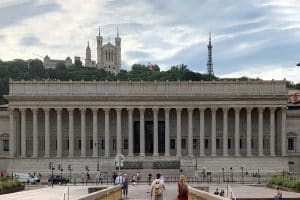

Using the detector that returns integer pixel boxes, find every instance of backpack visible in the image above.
[154,180,163,196]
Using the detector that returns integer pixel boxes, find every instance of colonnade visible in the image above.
[8,106,287,158]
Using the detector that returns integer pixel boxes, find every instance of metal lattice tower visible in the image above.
[207,32,214,75]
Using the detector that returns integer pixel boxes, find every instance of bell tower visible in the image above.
[96,26,103,68]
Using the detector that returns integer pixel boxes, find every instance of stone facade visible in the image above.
[43,55,72,69]
[0,80,299,174]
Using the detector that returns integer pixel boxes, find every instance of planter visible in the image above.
[267,182,300,193]
[0,184,24,195]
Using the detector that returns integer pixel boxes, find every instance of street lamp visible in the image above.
[48,162,55,187]
[202,167,206,182]
[222,168,225,182]
[94,142,102,172]
[241,166,244,184]
[257,169,261,184]
[230,167,233,183]
[195,141,200,170]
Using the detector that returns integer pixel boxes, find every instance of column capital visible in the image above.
[258,107,265,113]
[234,107,241,112]
[103,107,110,113]
[79,107,86,113]
[152,107,159,114]
[222,107,229,112]
[187,107,194,112]
[55,108,62,112]
[43,107,50,112]
[199,107,206,112]
[211,107,217,112]
[127,107,134,113]
[246,107,253,113]
[139,106,145,112]
[176,107,182,113]
[164,107,171,113]
[20,108,27,112]
[281,107,287,112]
[91,108,98,113]
[115,108,122,113]
[67,108,74,113]
[269,107,276,112]
[31,107,38,113]
[7,107,15,112]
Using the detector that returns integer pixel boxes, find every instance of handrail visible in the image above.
[226,184,236,200]
[59,186,69,200]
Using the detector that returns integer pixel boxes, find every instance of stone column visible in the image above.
[44,108,50,157]
[56,108,62,157]
[139,107,145,157]
[246,107,252,157]
[80,108,86,157]
[234,107,241,157]
[104,108,110,158]
[32,108,38,157]
[9,108,15,157]
[211,107,217,157]
[164,108,170,157]
[281,107,287,156]
[270,107,276,156]
[176,108,182,158]
[116,108,122,156]
[199,107,205,157]
[188,107,194,157]
[92,108,98,157]
[153,107,159,158]
[223,107,229,157]
[68,108,74,157]
[258,107,264,157]
[127,107,134,157]
[20,108,26,157]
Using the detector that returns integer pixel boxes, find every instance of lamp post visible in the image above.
[241,166,244,184]
[48,162,55,187]
[195,141,200,170]
[222,168,225,182]
[257,169,261,184]
[230,167,233,183]
[94,142,102,172]
[202,167,206,182]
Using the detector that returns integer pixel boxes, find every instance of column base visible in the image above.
[139,153,145,158]
[176,154,182,159]
[246,154,253,157]
[223,154,229,157]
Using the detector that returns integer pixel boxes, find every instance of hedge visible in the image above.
[271,174,300,190]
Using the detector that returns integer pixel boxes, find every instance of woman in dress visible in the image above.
[177,175,188,200]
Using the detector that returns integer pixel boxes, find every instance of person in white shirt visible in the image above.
[150,173,166,200]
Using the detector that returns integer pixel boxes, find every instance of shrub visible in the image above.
[271,174,300,190]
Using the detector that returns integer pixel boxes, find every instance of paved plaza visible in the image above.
[0,183,300,200]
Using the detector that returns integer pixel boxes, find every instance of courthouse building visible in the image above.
[0,80,299,175]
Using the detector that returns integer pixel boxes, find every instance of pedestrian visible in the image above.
[136,172,140,183]
[132,174,137,186]
[113,172,117,184]
[274,186,282,200]
[160,173,165,184]
[214,188,219,195]
[150,173,165,200]
[81,172,85,185]
[148,173,152,185]
[123,173,129,198]
[219,189,225,197]
[115,173,125,195]
[177,175,188,200]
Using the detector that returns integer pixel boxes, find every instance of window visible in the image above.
[90,140,93,149]
[170,139,175,149]
[193,139,198,149]
[228,139,231,149]
[55,140,57,150]
[112,139,116,150]
[181,139,186,149]
[79,140,81,150]
[251,139,254,149]
[67,140,69,150]
[288,138,294,150]
[240,139,243,149]
[205,139,208,149]
[216,139,220,149]
[124,139,128,150]
[3,140,9,152]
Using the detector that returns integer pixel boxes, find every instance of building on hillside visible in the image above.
[95,27,121,74]
[43,55,73,69]
[0,80,299,176]
[85,41,97,68]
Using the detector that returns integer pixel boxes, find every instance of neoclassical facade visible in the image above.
[0,80,299,174]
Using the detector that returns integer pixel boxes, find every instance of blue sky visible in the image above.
[0,0,300,82]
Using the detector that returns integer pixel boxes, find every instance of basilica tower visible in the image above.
[207,32,214,75]
[96,26,103,67]
[115,27,121,71]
